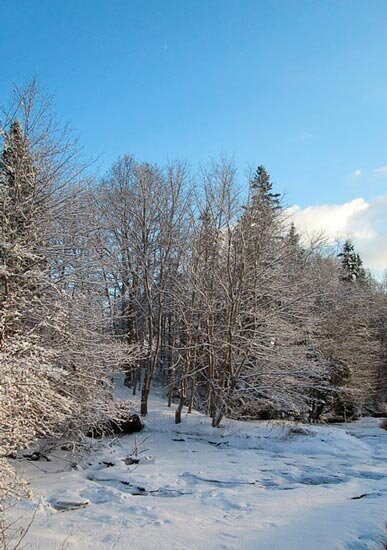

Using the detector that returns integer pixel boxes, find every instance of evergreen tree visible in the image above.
[287,222,300,248]
[0,120,44,345]
[250,165,281,210]
[238,165,282,260]
[338,240,366,282]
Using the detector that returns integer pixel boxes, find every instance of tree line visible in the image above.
[1,82,386,506]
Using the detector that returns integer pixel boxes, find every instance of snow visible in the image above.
[8,383,387,549]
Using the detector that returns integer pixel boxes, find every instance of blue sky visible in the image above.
[1,1,387,216]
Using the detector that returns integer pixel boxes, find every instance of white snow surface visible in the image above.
[8,383,387,550]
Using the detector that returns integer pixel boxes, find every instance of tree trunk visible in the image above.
[140,386,149,416]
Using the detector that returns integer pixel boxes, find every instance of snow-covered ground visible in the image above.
[8,385,387,550]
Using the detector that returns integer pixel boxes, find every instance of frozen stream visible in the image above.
[9,390,387,550]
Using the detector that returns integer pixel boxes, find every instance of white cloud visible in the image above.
[373,165,387,176]
[353,169,362,177]
[288,195,387,274]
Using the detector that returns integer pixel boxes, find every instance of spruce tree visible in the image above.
[287,222,300,248]
[0,121,44,343]
[338,240,366,282]
[250,165,281,210]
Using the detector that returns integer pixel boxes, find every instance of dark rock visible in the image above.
[87,413,144,438]
[124,456,140,465]
[118,414,144,434]
[22,451,50,462]
[52,498,90,511]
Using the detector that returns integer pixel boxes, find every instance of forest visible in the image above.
[1,82,386,543]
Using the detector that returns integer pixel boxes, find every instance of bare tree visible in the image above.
[92,156,190,415]
[0,82,132,517]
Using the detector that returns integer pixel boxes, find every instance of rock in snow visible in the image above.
[51,498,90,511]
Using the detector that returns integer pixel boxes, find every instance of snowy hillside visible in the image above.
[9,387,387,550]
